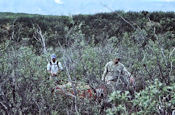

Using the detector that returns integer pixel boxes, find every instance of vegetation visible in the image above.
[0,11,175,114]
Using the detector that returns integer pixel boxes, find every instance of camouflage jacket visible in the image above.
[102,61,132,83]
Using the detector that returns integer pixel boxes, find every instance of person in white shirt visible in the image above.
[47,54,63,83]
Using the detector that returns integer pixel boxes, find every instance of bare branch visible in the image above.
[169,47,175,77]
[58,41,80,115]
[0,101,8,114]
[33,25,48,55]
[169,47,175,59]
[156,53,165,81]
[161,48,168,66]
[10,18,18,41]
[101,3,136,30]
[153,27,168,66]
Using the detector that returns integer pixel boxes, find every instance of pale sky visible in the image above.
[0,0,175,15]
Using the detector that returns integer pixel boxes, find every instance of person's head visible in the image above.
[51,54,56,63]
[113,58,120,64]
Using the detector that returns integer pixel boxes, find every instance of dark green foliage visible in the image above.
[0,11,175,114]
[0,11,175,47]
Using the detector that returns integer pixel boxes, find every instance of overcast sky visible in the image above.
[0,0,175,15]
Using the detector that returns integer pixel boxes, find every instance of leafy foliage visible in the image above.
[0,11,175,114]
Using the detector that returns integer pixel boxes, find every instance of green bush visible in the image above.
[107,79,175,115]
[0,11,175,114]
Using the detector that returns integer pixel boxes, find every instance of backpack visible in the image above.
[50,61,58,66]
[49,61,59,71]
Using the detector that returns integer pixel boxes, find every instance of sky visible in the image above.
[0,0,175,15]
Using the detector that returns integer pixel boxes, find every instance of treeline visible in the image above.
[0,11,175,48]
[0,11,175,114]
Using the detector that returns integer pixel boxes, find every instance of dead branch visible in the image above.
[102,3,148,49]
[169,47,175,77]
[10,18,18,41]
[143,64,153,81]
[0,102,8,114]
[153,24,168,67]
[33,25,47,55]
[101,3,136,30]
[58,41,80,115]
[169,47,175,58]
[156,53,165,81]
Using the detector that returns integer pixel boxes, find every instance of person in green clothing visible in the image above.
[102,58,134,90]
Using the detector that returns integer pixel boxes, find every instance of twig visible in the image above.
[156,54,164,80]
[169,47,175,77]
[66,108,70,115]
[0,101,8,114]
[33,24,48,55]
[169,47,175,59]
[101,3,136,30]
[153,25,168,66]
[58,42,80,115]
[160,48,168,66]
[36,25,47,54]
[143,64,154,81]
[101,3,148,48]
[0,102,8,110]
[56,86,76,98]
[10,18,18,41]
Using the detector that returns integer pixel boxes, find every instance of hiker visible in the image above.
[101,58,134,90]
[47,54,63,83]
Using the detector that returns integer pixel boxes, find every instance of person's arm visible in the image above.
[47,63,52,74]
[58,62,63,71]
[122,66,134,84]
[102,63,108,81]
